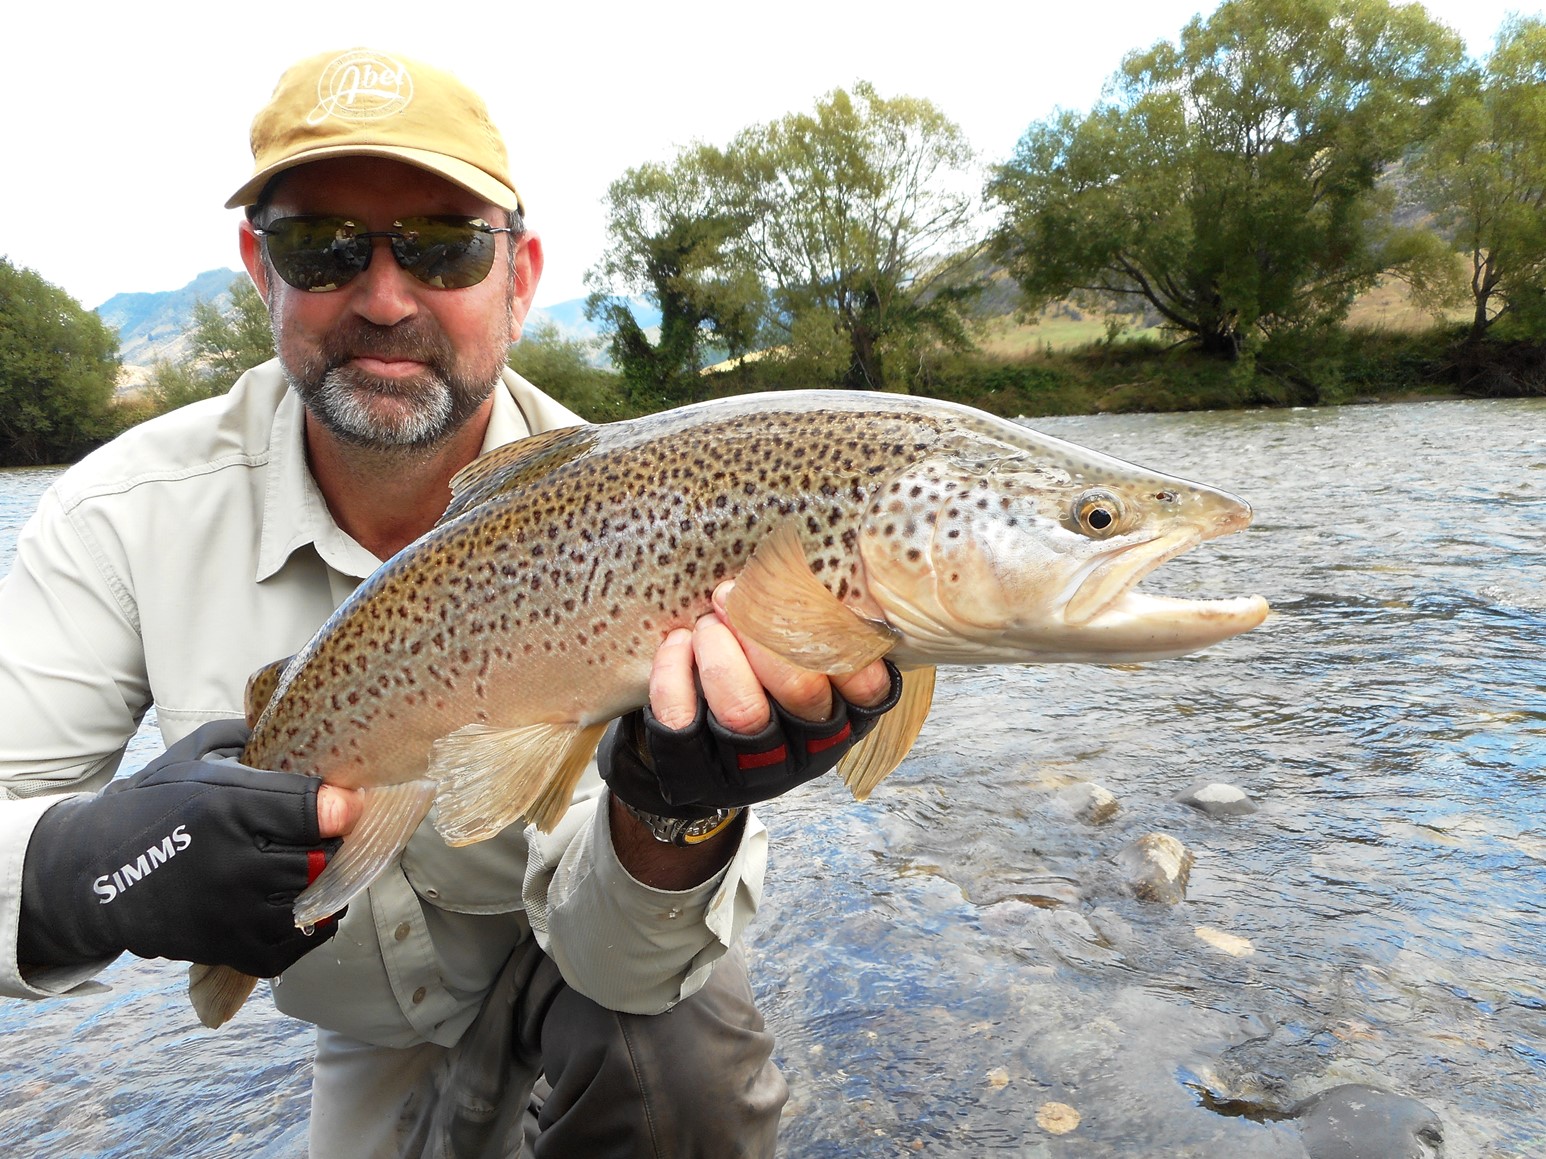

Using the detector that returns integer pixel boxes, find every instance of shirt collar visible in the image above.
[256,373,534,584]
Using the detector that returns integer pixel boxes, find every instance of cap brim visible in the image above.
[225,144,522,214]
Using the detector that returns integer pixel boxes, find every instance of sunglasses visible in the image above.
[253,215,515,292]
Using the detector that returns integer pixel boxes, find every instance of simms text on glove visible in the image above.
[18,718,341,978]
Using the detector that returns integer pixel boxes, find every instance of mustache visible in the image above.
[317,318,455,372]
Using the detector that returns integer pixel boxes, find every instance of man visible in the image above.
[0,48,897,1156]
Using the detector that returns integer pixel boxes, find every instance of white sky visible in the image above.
[0,0,1518,312]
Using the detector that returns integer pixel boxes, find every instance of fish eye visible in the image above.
[1071,489,1124,538]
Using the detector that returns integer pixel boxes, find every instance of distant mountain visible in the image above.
[96,269,245,369]
[94,270,659,373]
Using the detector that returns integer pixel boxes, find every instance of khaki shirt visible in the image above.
[0,361,766,1047]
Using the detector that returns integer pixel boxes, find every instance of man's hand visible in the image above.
[18,719,347,978]
[601,580,902,828]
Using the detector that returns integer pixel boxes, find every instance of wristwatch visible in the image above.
[618,800,743,846]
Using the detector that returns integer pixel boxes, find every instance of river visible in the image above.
[0,399,1540,1157]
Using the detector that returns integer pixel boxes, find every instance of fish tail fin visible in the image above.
[430,720,610,845]
[838,664,937,800]
[188,963,260,1029]
[293,780,436,929]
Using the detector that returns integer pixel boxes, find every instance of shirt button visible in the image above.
[394,922,411,942]
[412,987,427,1005]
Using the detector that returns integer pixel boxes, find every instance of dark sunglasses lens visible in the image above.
[390,217,499,290]
[263,217,369,292]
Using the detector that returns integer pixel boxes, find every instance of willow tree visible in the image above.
[587,82,983,394]
[988,0,1467,359]
[0,258,120,465]
[731,83,982,390]
[585,148,763,407]
[1410,15,1546,343]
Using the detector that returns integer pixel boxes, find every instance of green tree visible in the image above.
[1410,15,1546,342]
[507,320,631,422]
[0,257,121,465]
[585,149,763,409]
[988,0,1467,359]
[587,83,983,395]
[145,278,274,412]
[732,82,983,390]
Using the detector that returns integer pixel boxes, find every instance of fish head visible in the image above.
[858,424,1269,665]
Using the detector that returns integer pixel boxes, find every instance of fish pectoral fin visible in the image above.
[837,664,936,800]
[243,655,294,728]
[292,780,436,929]
[188,963,260,1030]
[725,521,899,676]
[429,720,610,845]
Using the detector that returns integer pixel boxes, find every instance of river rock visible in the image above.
[1293,1083,1443,1159]
[1057,781,1119,824]
[1177,782,1257,817]
[1113,832,1194,903]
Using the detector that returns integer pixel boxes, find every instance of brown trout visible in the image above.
[188,390,1268,1026]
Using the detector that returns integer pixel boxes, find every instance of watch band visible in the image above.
[618,800,743,846]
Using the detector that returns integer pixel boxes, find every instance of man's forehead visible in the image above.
[265,157,504,219]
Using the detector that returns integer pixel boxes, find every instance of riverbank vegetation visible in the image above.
[0,0,1540,465]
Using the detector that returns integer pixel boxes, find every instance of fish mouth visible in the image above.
[1062,528,1269,651]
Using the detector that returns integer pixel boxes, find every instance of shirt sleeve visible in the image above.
[0,488,149,999]
[522,789,768,1015]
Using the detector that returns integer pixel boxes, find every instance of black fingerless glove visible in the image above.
[599,661,903,819]
[18,719,342,978]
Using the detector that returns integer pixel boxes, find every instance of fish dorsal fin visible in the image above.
[188,963,261,1029]
[243,656,294,728]
[439,424,598,525]
[428,720,611,844]
[723,520,899,676]
[837,664,936,800]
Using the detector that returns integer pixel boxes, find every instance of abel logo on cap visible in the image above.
[307,50,414,125]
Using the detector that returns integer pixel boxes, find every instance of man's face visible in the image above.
[240,157,541,450]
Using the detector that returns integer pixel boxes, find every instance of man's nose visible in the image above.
[348,238,419,326]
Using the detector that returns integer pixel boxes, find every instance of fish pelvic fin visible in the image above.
[243,655,294,729]
[293,780,436,929]
[188,962,260,1029]
[429,720,610,845]
[725,521,899,675]
[838,664,937,800]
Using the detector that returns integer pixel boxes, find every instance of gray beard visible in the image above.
[276,315,502,451]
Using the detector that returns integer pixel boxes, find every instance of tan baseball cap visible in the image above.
[226,48,522,213]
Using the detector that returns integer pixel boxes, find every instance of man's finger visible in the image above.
[710,581,834,724]
[691,612,775,734]
[648,627,700,731]
[317,785,363,838]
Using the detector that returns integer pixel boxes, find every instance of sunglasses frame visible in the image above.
[253,214,516,292]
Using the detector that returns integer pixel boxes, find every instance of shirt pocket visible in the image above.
[400,819,530,915]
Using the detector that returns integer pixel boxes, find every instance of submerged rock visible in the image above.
[1293,1083,1443,1159]
[1177,782,1258,817]
[1114,832,1194,903]
[1057,781,1119,824]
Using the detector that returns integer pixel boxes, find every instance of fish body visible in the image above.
[191,390,1267,1026]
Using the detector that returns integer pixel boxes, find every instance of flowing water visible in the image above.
[0,399,1541,1157]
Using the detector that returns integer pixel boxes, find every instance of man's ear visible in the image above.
[238,221,272,305]
[506,231,545,344]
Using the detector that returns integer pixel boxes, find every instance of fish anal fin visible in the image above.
[440,426,597,525]
[837,664,937,800]
[725,521,898,676]
[429,720,610,845]
[188,962,260,1029]
[292,781,436,929]
[243,656,294,729]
